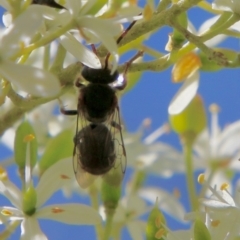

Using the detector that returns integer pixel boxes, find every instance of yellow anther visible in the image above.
[52,207,64,214]
[1,209,13,216]
[155,228,165,239]
[143,4,153,21]
[0,166,8,181]
[143,118,152,128]
[197,173,205,184]
[173,188,181,198]
[60,174,70,179]
[211,220,220,227]
[220,183,229,191]
[23,134,35,142]
[172,52,201,82]
[19,41,25,52]
[209,104,220,113]
[155,215,162,228]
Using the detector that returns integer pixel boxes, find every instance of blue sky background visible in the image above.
[0,1,240,239]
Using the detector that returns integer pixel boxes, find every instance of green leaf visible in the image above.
[14,121,38,170]
[38,129,74,174]
[194,219,211,240]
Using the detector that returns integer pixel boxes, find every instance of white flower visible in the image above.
[199,182,240,240]
[0,5,61,97]
[0,158,101,240]
[58,0,142,72]
[100,194,149,240]
[194,105,240,189]
[213,0,240,15]
[138,188,186,223]
[125,121,186,177]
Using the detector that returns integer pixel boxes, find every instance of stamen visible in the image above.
[23,134,35,142]
[143,123,170,145]
[197,173,205,184]
[1,209,13,216]
[211,220,220,227]
[52,207,64,214]
[173,188,181,198]
[209,104,220,113]
[155,228,165,239]
[0,166,8,181]
[60,174,70,179]
[155,215,162,228]
[220,183,229,191]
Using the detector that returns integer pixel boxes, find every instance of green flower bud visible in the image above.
[169,95,207,143]
[14,121,37,170]
[146,201,167,240]
[166,12,188,51]
[101,169,122,216]
[22,185,37,216]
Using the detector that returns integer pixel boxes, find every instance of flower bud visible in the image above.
[23,185,37,216]
[172,52,201,82]
[146,201,167,240]
[165,12,188,51]
[169,95,207,142]
[14,121,37,170]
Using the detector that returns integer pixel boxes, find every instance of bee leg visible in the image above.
[75,78,85,88]
[113,50,144,91]
[110,120,122,131]
[58,98,78,115]
[123,50,144,76]
[60,109,78,115]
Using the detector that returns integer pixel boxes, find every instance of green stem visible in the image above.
[183,140,198,211]
[197,1,222,14]
[89,185,103,240]
[50,44,67,70]
[102,212,114,240]
[43,44,51,70]
[12,19,75,60]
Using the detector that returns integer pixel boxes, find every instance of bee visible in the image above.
[61,18,142,188]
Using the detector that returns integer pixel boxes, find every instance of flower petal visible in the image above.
[127,221,145,240]
[0,180,22,209]
[0,61,61,97]
[21,217,47,240]
[198,15,227,47]
[35,158,75,208]
[78,17,120,72]
[1,5,44,58]
[59,33,101,68]
[0,206,23,221]
[168,71,199,115]
[139,188,186,222]
[36,204,102,225]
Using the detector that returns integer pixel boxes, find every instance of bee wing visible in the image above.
[72,111,100,188]
[74,160,98,189]
[107,106,127,174]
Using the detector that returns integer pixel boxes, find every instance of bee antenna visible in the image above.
[104,14,141,69]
